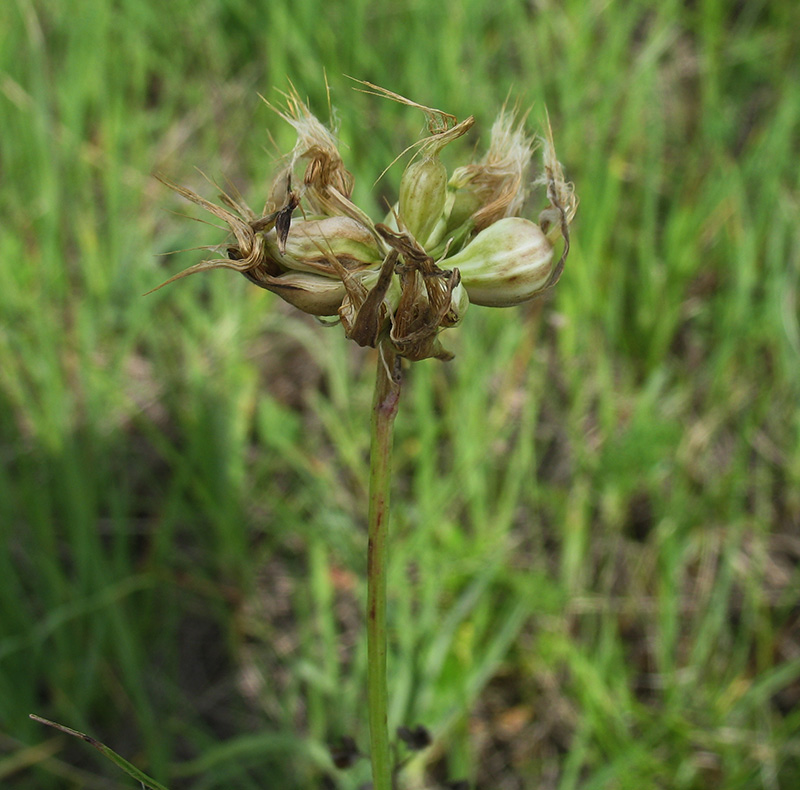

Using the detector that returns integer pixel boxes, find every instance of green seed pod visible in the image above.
[264,216,384,277]
[443,181,483,235]
[399,155,448,244]
[446,217,554,307]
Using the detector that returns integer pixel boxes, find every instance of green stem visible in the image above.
[367,342,401,790]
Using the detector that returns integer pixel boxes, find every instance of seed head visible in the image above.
[155,83,576,360]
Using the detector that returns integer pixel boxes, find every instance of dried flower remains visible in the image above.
[155,84,576,361]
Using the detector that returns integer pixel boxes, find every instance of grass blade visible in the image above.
[28,716,172,790]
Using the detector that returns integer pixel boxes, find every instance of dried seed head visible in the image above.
[535,116,578,236]
[267,93,385,237]
[156,83,576,359]
[338,254,399,348]
[389,265,451,361]
[149,175,275,293]
[374,224,466,360]
[448,108,535,232]
[531,115,577,289]
[268,89,355,216]
[152,177,355,317]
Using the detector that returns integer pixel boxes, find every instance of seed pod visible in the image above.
[399,154,448,244]
[263,216,384,277]
[446,217,554,307]
[242,270,347,316]
[396,114,475,246]
[443,182,483,236]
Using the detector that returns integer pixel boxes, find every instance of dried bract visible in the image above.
[448,108,536,232]
[269,89,354,215]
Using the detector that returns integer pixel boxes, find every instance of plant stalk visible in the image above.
[367,341,401,790]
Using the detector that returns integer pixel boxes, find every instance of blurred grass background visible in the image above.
[1,0,799,788]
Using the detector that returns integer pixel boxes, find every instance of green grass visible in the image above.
[1,0,799,788]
